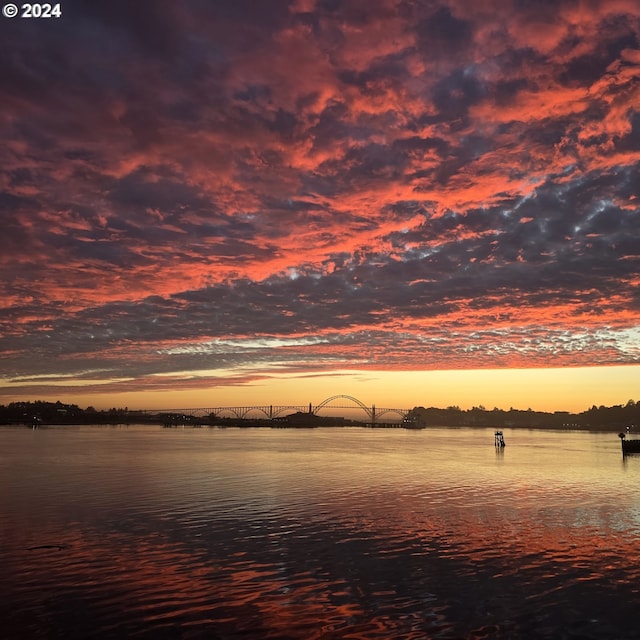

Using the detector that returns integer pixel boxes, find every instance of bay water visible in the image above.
[1,425,639,639]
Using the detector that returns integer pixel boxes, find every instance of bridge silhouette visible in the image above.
[147,395,409,424]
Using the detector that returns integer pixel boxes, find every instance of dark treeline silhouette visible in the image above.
[0,401,148,425]
[404,400,640,430]
[1,399,639,430]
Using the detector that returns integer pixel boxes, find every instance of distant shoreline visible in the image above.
[1,420,628,433]
[1,400,637,432]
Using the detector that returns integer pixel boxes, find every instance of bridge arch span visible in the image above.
[271,405,307,418]
[240,407,271,419]
[314,395,373,419]
[215,408,244,420]
[375,408,408,420]
[215,407,269,420]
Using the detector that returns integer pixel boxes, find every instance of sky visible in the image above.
[1,0,639,414]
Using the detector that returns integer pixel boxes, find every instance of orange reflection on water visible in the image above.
[5,426,640,639]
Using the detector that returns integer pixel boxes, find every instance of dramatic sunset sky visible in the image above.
[1,0,639,413]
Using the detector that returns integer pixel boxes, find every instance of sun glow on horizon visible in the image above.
[2,365,638,415]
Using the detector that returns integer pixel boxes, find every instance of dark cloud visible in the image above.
[415,6,473,59]
[74,0,185,57]
[108,168,210,213]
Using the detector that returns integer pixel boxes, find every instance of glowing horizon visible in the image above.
[2,366,638,416]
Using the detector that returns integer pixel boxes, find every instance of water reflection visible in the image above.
[1,426,640,639]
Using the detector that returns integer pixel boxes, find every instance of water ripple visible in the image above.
[3,426,640,638]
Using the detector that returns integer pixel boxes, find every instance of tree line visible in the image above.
[404,400,640,430]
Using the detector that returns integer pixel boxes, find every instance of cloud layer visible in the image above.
[1,0,639,399]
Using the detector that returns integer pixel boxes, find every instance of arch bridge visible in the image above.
[313,394,408,422]
[155,395,408,424]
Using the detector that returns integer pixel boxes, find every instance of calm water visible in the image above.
[2,425,640,639]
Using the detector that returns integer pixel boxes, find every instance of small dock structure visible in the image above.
[619,430,640,455]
